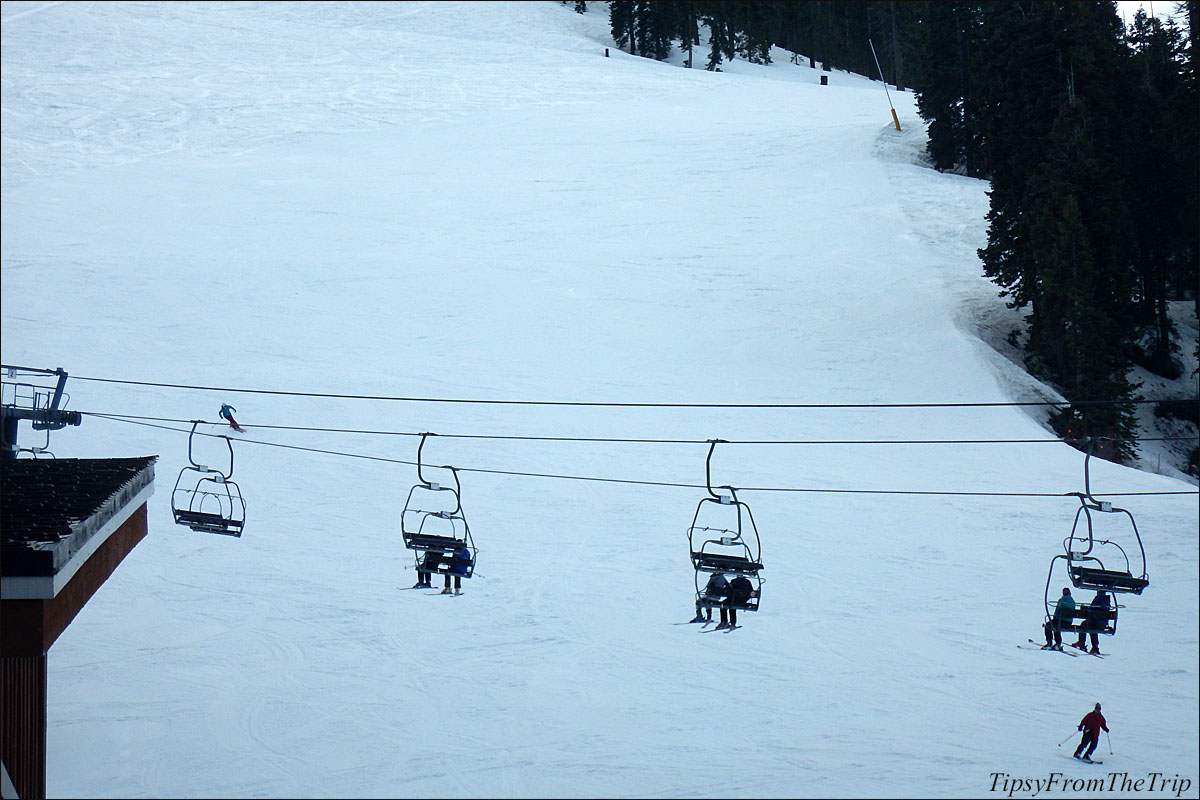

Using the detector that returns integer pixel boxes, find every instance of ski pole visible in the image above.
[1058,730,1077,747]
[1106,730,1113,754]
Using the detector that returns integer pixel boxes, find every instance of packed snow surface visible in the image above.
[2,2,1196,798]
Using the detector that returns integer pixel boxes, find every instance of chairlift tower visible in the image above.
[1,365,82,459]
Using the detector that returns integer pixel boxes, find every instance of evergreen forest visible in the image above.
[576,0,1199,470]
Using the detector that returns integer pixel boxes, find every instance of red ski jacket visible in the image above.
[1079,710,1109,734]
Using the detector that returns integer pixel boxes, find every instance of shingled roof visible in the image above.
[1,456,157,581]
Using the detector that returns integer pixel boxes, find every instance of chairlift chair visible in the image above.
[1039,437,1151,643]
[171,421,246,537]
[688,440,763,613]
[1061,438,1149,596]
[400,434,477,578]
[1063,497,1149,595]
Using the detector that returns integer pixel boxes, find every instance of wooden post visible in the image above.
[1,655,47,800]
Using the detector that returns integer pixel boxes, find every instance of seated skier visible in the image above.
[690,572,728,623]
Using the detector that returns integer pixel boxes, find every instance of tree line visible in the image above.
[569,1,1198,468]
[918,1,1197,470]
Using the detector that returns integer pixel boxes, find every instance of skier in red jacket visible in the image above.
[1073,702,1109,762]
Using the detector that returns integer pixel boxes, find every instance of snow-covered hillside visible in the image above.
[2,2,1196,798]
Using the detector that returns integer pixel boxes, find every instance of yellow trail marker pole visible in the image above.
[869,38,901,131]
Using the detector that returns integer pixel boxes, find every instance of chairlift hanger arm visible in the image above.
[705,439,737,502]
[415,431,463,498]
[416,432,436,487]
[185,419,235,479]
[1080,436,1127,505]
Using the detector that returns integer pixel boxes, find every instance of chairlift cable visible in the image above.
[67,373,1195,409]
[88,414,1199,499]
[76,411,1199,447]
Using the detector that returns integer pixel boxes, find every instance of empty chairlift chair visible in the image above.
[171,420,246,537]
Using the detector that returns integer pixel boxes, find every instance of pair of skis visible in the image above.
[1023,639,1105,658]
[399,585,462,596]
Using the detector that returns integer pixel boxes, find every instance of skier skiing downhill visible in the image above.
[1073,703,1109,762]
[218,403,244,432]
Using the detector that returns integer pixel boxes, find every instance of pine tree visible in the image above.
[701,1,739,71]
[731,1,776,64]
[912,2,982,174]
[610,0,635,54]
[974,2,1141,459]
[674,1,703,68]
[1122,10,1197,379]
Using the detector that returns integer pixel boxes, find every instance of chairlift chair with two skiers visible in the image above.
[400,433,477,580]
[688,440,764,615]
[1042,437,1149,639]
[171,420,247,537]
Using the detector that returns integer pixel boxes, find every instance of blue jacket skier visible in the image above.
[218,403,243,431]
[1043,587,1076,649]
[441,542,471,595]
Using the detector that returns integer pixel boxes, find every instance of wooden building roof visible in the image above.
[1,456,156,593]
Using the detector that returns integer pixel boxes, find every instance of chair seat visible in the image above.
[1070,566,1149,594]
[698,596,760,612]
[404,532,464,551]
[175,509,243,536]
[691,552,763,574]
